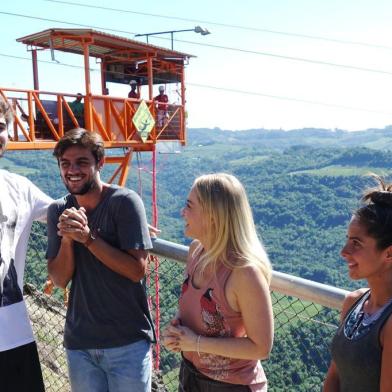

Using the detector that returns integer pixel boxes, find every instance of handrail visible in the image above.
[151,238,348,310]
[1,87,185,147]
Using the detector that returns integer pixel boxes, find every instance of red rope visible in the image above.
[151,147,161,370]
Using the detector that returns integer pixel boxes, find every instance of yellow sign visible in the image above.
[132,100,155,142]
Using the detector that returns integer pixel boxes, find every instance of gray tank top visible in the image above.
[331,290,392,392]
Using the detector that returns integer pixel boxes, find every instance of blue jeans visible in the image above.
[66,339,152,392]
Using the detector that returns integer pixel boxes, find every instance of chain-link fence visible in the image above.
[25,225,340,392]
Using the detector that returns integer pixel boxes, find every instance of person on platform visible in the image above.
[154,85,169,128]
[162,173,274,391]
[0,97,52,392]
[323,175,392,392]
[46,128,155,392]
[128,80,140,99]
[69,93,84,127]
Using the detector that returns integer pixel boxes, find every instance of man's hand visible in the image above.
[57,207,90,243]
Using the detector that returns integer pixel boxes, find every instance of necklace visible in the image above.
[362,296,392,326]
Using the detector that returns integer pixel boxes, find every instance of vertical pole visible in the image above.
[180,65,186,144]
[147,56,153,101]
[147,56,155,140]
[27,91,35,140]
[171,32,174,50]
[83,42,93,130]
[32,49,39,91]
[100,60,107,95]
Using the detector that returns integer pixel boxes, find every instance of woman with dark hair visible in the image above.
[323,175,392,392]
[162,173,273,391]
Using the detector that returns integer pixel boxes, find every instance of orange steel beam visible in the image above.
[7,139,157,152]
[1,88,184,148]
[104,98,112,136]
[105,152,132,186]
[4,96,31,142]
[181,66,186,144]
[148,57,153,100]
[62,98,80,129]
[32,92,60,140]
[83,42,92,130]
[57,95,64,138]
[91,105,110,141]
[109,100,126,137]
[27,92,35,139]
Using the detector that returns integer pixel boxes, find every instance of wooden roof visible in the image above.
[17,28,194,85]
[17,28,194,62]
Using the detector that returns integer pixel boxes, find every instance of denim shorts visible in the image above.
[66,339,151,392]
[178,356,251,392]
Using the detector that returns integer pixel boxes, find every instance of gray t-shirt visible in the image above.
[46,185,154,349]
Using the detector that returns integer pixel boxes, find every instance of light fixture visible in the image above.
[135,26,211,50]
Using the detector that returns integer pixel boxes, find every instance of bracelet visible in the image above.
[84,231,97,248]
[196,335,201,357]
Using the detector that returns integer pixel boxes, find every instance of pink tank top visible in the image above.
[178,248,267,391]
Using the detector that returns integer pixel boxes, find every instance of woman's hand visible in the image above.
[162,319,198,353]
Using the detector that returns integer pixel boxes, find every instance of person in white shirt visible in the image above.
[0,97,52,392]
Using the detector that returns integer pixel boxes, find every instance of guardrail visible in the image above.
[151,237,348,310]
[25,232,348,391]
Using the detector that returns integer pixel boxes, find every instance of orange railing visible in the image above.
[0,87,185,151]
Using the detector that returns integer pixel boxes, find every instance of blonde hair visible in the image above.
[192,173,272,284]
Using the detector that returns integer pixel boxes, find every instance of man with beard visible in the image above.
[46,128,155,392]
[0,97,51,391]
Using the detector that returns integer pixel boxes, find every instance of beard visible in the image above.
[64,178,98,195]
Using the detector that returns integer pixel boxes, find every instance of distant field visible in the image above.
[291,165,391,177]
[182,144,244,158]
[0,158,38,175]
[363,137,392,150]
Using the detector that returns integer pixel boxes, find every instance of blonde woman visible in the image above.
[163,173,273,391]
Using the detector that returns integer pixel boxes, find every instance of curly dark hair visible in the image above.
[53,128,105,164]
[354,174,392,250]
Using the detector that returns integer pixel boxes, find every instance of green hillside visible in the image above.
[2,127,392,391]
[2,127,392,290]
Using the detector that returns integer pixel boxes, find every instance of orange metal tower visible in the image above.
[1,29,194,369]
[0,28,193,212]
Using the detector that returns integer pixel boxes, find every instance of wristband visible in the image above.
[84,231,97,248]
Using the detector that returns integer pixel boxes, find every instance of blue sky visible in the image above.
[1,0,392,131]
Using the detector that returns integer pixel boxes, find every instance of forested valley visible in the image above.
[2,126,392,390]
